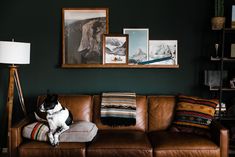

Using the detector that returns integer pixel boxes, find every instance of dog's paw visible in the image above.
[54,141,59,146]
[53,136,59,146]
[49,139,55,146]
[48,132,55,146]
[50,141,59,147]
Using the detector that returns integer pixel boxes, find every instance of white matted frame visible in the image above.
[62,8,109,67]
[148,40,178,65]
[103,34,128,64]
[123,28,149,64]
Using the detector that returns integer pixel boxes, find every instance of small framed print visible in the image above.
[123,28,149,64]
[148,40,178,65]
[103,34,128,64]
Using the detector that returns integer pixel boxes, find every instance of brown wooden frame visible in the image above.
[103,34,128,65]
[62,8,109,67]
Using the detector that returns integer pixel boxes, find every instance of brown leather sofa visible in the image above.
[11,95,229,157]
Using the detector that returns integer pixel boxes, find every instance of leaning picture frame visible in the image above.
[123,28,149,64]
[232,5,235,28]
[62,8,109,67]
[147,40,178,65]
[103,34,128,64]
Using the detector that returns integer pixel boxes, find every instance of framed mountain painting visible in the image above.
[62,8,109,67]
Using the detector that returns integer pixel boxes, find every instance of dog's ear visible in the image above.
[45,93,58,103]
[50,94,58,102]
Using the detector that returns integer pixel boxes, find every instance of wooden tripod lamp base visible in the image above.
[6,65,27,157]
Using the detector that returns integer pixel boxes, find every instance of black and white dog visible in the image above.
[35,94,73,146]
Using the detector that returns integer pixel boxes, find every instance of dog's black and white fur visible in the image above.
[36,94,73,146]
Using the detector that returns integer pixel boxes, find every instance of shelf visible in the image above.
[209,86,235,91]
[210,56,235,62]
[211,27,235,156]
[220,116,235,121]
[223,28,235,33]
[213,28,235,32]
[62,64,180,69]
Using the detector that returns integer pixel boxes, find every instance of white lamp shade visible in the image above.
[0,41,30,64]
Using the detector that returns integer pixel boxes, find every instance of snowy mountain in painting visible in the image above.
[129,48,147,63]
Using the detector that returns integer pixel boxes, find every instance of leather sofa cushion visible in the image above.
[93,95,147,131]
[87,130,152,157]
[148,131,220,157]
[148,96,176,132]
[37,95,93,122]
[19,141,86,157]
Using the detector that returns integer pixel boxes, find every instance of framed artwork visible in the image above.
[62,8,109,67]
[232,5,235,28]
[147,40,178,65]
[123,28,149,64]
[103,34,128,64]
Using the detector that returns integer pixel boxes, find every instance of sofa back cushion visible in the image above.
[93,95,147,132]
[37,95,93,122]
[148,96,176,132]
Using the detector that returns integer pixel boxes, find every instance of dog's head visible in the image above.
[39,94,59,113]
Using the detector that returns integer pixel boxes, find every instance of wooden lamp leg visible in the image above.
[6,66,16,157]
[14,69,27,116]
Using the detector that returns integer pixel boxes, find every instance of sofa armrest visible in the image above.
[210,120,229,157]
[11,117,31,157]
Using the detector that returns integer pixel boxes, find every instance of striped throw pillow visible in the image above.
[172,95,218,129]
[22,122,49,141]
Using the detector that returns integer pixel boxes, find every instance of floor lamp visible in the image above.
[0,40,30,157]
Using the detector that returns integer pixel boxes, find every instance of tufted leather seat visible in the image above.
[87,130,152,157]
[148,131,220,157]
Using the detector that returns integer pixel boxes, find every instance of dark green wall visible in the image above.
[0,0,212,125]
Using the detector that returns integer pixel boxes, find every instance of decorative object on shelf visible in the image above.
[211,0,225,30]
[215,43,219,58]
[146,40,177,65]
[123,28,149,64]
[215,102,226,116]
[230,77,235,88]
[204,70,228,87]
[232,5,235,28]
[0,40,30,156]
[62,8,109,67]
[102,34,128,64]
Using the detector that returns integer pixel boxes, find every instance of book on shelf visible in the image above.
[215,103,227,116]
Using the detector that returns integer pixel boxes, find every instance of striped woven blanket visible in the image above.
[101,92,136,126]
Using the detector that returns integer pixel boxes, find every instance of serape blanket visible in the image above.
[101,92,136,126]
